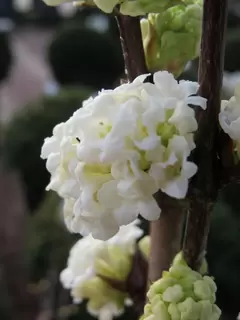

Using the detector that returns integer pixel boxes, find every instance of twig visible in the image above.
[149,194,185,282]
[115,15,148,80]
[183,0,229,270]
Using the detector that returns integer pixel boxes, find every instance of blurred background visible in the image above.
[0,0,240,319]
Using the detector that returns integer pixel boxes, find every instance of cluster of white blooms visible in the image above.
[219,84,240,142]
[41,71,206,240]
[60,220,143,320]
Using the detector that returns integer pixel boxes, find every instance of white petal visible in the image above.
[46,152,60,173]
[133,135,160,151]
[182,161,198,179]
[162,177,188,199]
[113,204,139,226]
[187,96,207,109]
[138,197,161,221]
[41,137,59,158]
[97,180,122,209]
[154,71,178,95]
[179,80,199,96]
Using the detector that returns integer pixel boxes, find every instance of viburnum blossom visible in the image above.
[219,83,240,157]
[41,71,206,240]
[60,220,143,320]
[219,84,240,141]
[141,254,221,320]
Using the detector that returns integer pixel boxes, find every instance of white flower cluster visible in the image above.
[219,83,240,141]
[60,220,143,320]
[41,71,206,240]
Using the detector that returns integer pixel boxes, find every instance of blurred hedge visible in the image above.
[0,31,12,83]
[207,184,240,319]
[48,24,124,89]
[2,87,93,212]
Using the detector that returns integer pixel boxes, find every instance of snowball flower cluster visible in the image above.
[60,220,143,320]
[141,255,221,320]
[41,71,206,240]
[219,83,240,155]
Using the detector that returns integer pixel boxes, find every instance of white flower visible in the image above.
[237,312,240,320]
[42,71,206,240]
[219,83,240,140]
[60,220,143,319]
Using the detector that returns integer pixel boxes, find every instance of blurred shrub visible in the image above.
[2,87,92,212]
[207,184,240,318]
[0,31,12,83]
[47,24,124,90]
[26,192,76,281]
[224,28,240,72]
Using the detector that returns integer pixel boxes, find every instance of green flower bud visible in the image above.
[168,303,181,320]
[173,251,208,275]
[177,297,200,320]
[141,1,203,77]
[193,279,216,303]
[141,253,221,320]
[162,284,184,303]
[95,245,132,282]
[151,297,170,320]
[81,277,126,311]
[138,236,150,259]
[121,0,203,15]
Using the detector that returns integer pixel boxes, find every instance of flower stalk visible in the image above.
[116,15,148,81]
[183,0,229,270]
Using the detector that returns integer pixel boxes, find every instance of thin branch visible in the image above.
[183,0,229,270]
[115,15,148,81]
[148,194,185,282]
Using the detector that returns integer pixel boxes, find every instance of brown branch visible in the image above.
[183,0,229,270]
[148,194,185,282]
[0,169,39,319]
[116,15,148,81]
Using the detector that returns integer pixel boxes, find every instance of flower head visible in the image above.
[42,71,206,240]
[141,254,221,320]
[219,83,240,141]
[60,220,143,319]
[219,83,240,158]
[141,2,203,77]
